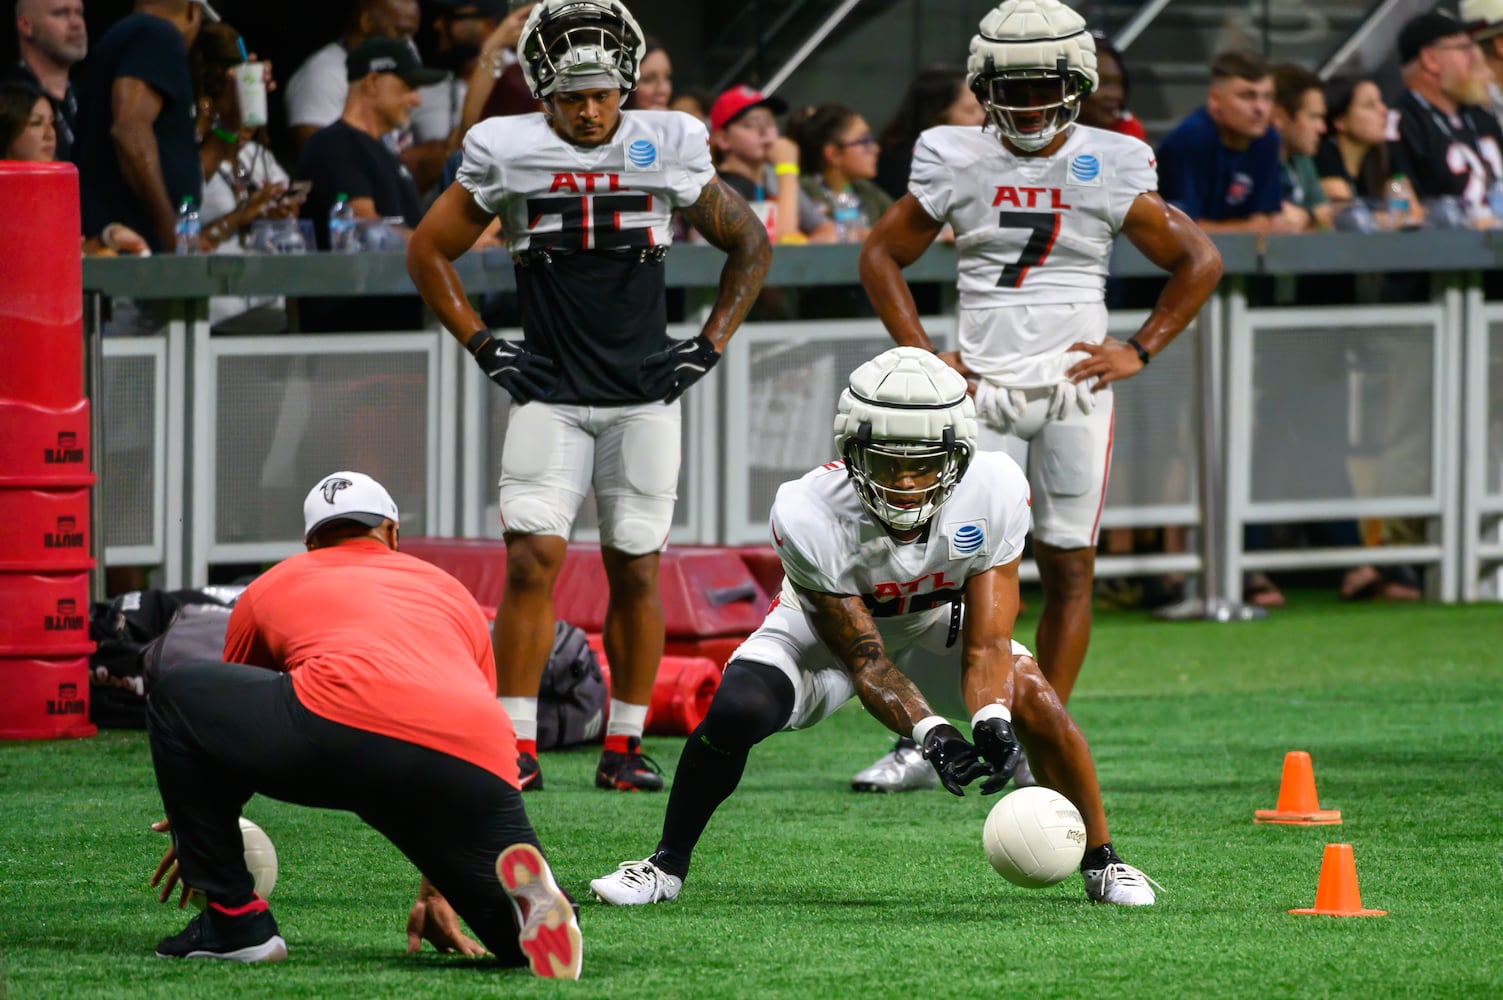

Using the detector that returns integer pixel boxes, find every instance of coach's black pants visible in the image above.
[146,660,539,964]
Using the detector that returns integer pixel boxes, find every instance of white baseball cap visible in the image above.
[1463,0,1503,38]
[303,471,400,541]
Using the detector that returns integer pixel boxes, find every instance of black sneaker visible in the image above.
[595,737,664,791]
[155,899,287,963]
[519,750,543,791]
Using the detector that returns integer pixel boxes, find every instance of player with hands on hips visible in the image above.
[589,348,1158,908]
[407,0,770,794]
[853,0,1222,793]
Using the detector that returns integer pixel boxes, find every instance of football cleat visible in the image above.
[1011,755,1036,789]
[496,843,583,979]
[518,750,543,792]
[589,858,682,906]
[1083,862,1160,906]
[851,738,939,793]
[595,737,664,791]
[155,899,287,963]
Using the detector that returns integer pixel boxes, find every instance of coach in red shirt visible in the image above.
[145,471,581,978]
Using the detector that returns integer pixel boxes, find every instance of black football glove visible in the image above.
[638,334,720,403]
[467,331,558,405]
[972,715,1024,795]
[921,723,991,797]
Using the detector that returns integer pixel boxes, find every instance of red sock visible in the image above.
[517,739,537,758]
[603,734,632,755]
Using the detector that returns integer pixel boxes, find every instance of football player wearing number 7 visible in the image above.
[855,0,1221,792]
[408,0,769,793]
[590,348,1157,907]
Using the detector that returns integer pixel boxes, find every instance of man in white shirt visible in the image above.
[284,0,419,148]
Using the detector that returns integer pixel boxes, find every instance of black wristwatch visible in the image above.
[1127,337,1151,366]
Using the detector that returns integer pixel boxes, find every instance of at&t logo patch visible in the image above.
[949,520,987,558]
[1068,154,1101,186]
[628,139,658,170]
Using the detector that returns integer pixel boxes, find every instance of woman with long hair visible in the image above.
[787,102,891,242]
[874,66,983,199]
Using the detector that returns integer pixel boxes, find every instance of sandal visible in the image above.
[1245,572,1286,607]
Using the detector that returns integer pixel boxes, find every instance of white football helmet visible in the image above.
[833,347,977,532]
[967,0,1098,151]
[519,0,646,104]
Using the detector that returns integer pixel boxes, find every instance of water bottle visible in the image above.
[830,189,863,243]
[174,196,200,255]
[329,192,356,253]
[1486,180,1503,224]
[1385,174,1411,230]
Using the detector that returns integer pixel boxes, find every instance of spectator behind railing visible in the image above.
[407,0,508,196]
[284,0,419,153]
[669,85,710,127]
[787,102,891,242]
[1155,50,1301,233]
[1271,63,1333,231]
[708,84,834,243]
[73,0,214,255]
[624,35,671,110]
[296,38,441,333]
[4,0,85,160]
[458,1,539,132]
[1080,31,1146,142]
[1462,0,1503,122]
[191,23,300,331]
[1390,10,1502,221]
[2,82,149,255]
[872,66,983,201]
[1315,76,1396,208]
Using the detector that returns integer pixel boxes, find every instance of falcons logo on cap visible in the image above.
[321,478,353,504]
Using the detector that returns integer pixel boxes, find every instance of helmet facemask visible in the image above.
[842,425,972,533]
[973,56,1091,151]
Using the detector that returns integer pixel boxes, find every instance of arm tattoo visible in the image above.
[798,587,937,736]
[682,177,771,349]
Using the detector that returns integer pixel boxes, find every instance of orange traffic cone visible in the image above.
[1254,750,1342,825]
[1290,843,1386,917]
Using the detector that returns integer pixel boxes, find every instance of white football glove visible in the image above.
[1048,377,1098,420]
[976,380,1027,433]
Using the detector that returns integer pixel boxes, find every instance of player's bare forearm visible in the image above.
[796,586,937,736]
[407,183,495,349]
[682,177,771,351]
[1121,193,1223,357]
[860,194,945,351]
[960,560,1020,714]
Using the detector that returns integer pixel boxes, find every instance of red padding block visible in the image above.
[0,488,93,571]
[0,162,83,409]
[665,636,745,672]
[0,656,96,739]
[734,545,785,601]
[0,572,94,656]
[584,635,722,736]
[399,537,511,610]
[0,399,93,487]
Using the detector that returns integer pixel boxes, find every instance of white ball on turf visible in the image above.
[239,817,278,899]
[187,816,278,909]
[983,786,1087,888]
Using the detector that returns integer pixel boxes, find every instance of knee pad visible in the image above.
[498,493,573,538]
[599,515,668,557]
[696,660,796,752]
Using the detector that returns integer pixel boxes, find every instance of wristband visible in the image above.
[1127,336,1151,366]
[774,163,800,177]
[912,715,949,746]
[466,330,491,355]
[971,702,1012,728]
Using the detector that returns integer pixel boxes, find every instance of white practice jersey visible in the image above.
[909,124,1157,386]
[457,109,714,252]
[770,452,1032,650]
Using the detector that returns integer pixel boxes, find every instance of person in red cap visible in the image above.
[710,83,835,243]
[146,471,581,978]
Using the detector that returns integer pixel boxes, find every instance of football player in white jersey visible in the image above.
[855,0,1222,791]
[589,348,1158,907]
[407,0,771,793]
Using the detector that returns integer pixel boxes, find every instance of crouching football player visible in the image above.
[590,347,1157,907]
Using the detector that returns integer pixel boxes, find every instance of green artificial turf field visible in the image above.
[2,595,1501,999]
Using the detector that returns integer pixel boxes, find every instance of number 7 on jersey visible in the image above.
[995,211,1061,288]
